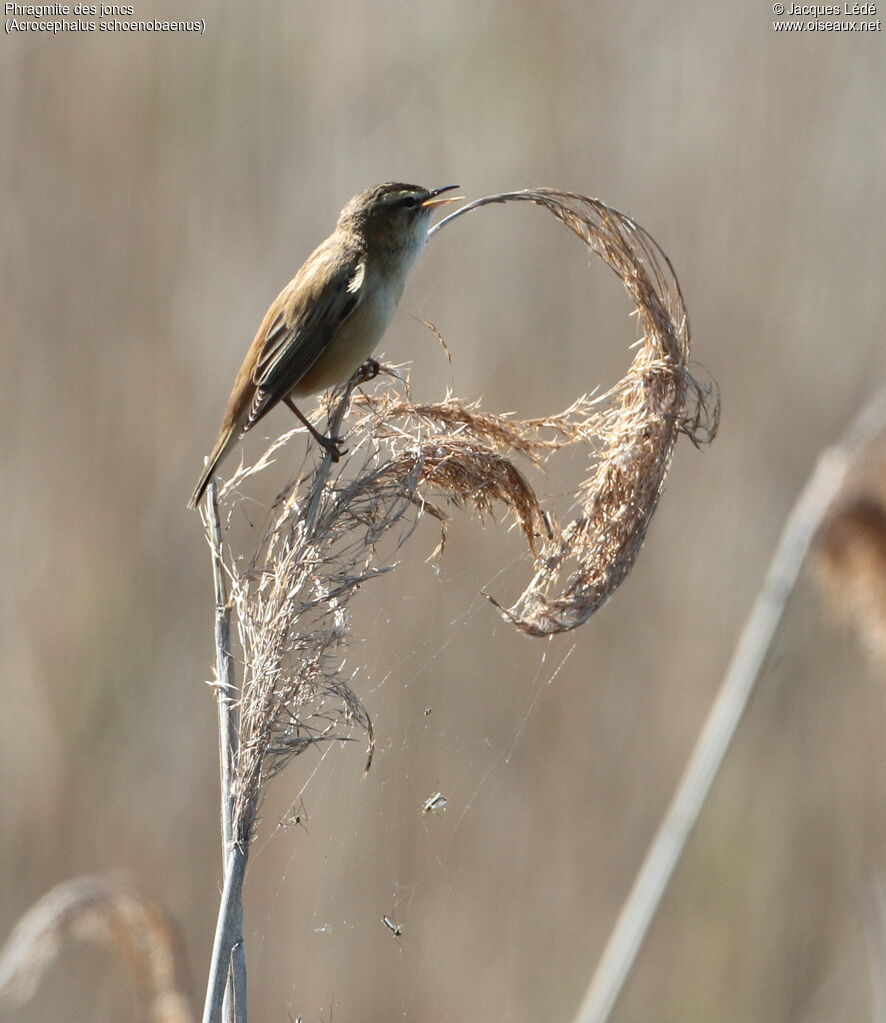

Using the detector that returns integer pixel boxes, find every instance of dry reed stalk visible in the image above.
[0,873,193,1023]
[201,483,245,1023]
[198,189,717,1022]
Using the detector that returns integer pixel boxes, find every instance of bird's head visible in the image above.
[338,183,461,255]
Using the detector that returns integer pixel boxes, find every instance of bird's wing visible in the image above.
[245,247,366,429]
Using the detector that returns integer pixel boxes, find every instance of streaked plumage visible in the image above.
[189,183,459,508]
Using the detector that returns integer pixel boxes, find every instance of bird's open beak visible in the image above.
[422,185,463,208]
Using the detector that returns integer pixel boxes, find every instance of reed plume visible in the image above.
[198,188,718,1022]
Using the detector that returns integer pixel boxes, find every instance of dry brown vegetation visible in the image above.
[190,192,718,1022]
[0,875,192,1023]
[209,191,718,849]
[3,11,885,1021]
[814,437,886,667]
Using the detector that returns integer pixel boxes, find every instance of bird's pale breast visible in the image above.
[289,264,406,398]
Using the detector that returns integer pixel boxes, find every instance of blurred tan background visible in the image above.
[2,2,885,1020]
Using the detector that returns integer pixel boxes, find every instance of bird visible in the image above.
[188,182,461,508]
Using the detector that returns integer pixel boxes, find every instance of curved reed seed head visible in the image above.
[205,188,718,838]
[430,189,719,634]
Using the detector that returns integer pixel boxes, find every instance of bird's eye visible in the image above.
[400,195,419,209]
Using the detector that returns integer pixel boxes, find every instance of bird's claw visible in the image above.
[354,358,381,384]
[319,434,347,462]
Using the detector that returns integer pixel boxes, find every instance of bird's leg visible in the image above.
[283,396,345,462]
[353,357,381,384]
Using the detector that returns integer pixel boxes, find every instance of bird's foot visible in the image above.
[317,432,346,462]
[354,358,381,384]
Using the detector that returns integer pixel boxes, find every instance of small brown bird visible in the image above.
[189,182,461,508]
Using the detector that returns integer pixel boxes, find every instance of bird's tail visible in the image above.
[188,425,239,509]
